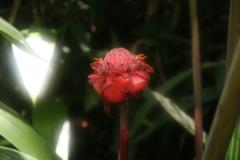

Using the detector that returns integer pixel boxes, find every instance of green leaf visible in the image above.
[203,37,240,160]
[0,102,60,160]
[33,100,68,148]
[133,87,218,143]
[0,146,37,160]
[130,62,223,136]
[0,17,37,57]
[226,118,240,160]
[150,90,207,143]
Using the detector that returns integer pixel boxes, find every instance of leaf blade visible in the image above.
[0,17,38,57]
[150,90,207,143]
[0,146,37,160]
[0,102,59,160]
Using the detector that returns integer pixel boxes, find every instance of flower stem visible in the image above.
[119,103,128,160]
[189,0,203,159]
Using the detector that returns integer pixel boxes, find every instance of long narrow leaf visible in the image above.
[130,62,223,136]
[0,102,59,160]
[0,17,38,57]
[226,0,240,70]
[151,90,207,143]
[203,37,240,160]
[134,87,219,143]
[225,0,240,159]
[0,146,37,160]
[226,119,240,160]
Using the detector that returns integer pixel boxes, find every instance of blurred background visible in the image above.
[0,0,229,159]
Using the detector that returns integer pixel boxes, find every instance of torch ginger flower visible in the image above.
[88,48,153,104]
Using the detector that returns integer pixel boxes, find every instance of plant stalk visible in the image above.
[202,37,240,160]
[119,103,128,160]
[189,0,203,159]
[203,0,240,158]
[226,0,240,71]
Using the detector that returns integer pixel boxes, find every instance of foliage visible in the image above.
[0,0,231,160]
[0,146,37,160]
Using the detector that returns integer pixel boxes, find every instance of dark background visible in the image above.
[0,0,228,159]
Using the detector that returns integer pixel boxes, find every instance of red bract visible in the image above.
[88,48,153,104]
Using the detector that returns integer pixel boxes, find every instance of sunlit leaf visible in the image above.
[0,146,37,160]
[0,102,60,160]
[0,17,35,56]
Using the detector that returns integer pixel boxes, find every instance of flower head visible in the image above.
[88,48,153,104]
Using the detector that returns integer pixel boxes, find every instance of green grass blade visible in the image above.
[0,102,60,160]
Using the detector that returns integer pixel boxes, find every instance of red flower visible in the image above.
[88,48,153,104]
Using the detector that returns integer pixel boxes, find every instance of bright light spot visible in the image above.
[12,33,55,104]
[56,121,70,160]
[80,120,89,128]
[62,46,71,54]
[79,42,90,52]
